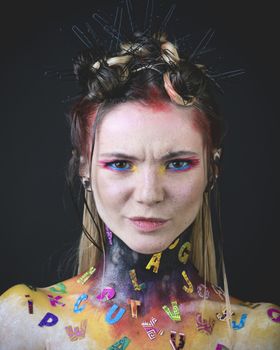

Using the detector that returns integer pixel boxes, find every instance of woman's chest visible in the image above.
[36,297,252,350]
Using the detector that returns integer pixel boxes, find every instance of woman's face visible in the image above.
[91,101,208,254]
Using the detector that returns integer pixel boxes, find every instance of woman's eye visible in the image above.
[105,159,195,172]
[167,160,192,171]
[106,161,131,171]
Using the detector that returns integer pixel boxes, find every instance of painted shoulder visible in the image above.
[0,278,86,350]
[233,301,280,349]
[0,284,46,350]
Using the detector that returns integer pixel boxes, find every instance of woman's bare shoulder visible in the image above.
[0,284,47,349]
[232,301,280,349]
[0,277,82,350]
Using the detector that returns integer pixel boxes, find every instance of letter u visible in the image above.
[105,304,126,325]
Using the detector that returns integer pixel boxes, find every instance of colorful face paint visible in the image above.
[169,331,185,350]
[129,269,145,291]
[127,299,141,318]
[178,242,191,264]
[49,282,67,294]
[108,336,131,350]
[96,287,116,302]
[98,160,137,173]
[77,267,96,285]
[267,308,280,323]
[162,301,181,322]
[105,304,126,325]
[181,270,193,294]
[146,253,162,273]
[73,293,88,313]
[141,317,164,340]
[38,312,58,327]
[231,313,247,330]
[65,319,87,341]
[197,284,210,299]
[196,313,215,335]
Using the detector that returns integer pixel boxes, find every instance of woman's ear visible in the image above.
[79,156,92,192]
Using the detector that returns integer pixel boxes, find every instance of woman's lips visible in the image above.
[128,218,169,232]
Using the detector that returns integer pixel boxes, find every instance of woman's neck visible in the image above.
[91,224,204,305]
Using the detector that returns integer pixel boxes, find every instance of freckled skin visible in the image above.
[1,102,279,349]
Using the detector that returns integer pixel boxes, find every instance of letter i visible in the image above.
[25,295,33,314]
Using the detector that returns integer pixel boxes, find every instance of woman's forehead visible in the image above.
[96,101,204,151]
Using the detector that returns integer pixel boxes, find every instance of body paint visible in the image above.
[169,331,185,350]
[77,266,96,285]
[47,295,65,307]
[146,253,162,273]
[107,336,131,350]
[168,238,179,250]
[267,308,280,323]
[25,295,33,314]
[197,284,210,299]
[96,287,116,302]
[73,293,88,313]
[216,308,234,321]
[65,319,87,341]
[196,313,215,335]
[105,304,126,325]
[216,345,230,350]
[129,269,145,291]
[38,312,58,327]
[141,317,164,340]
[231,313,247,330]
[49,282,67,294]
[178,242,191,264]
[181,270,193,294]
[162,301,181,322]
[127,299,141,318]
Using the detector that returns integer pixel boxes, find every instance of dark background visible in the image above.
[0,0,279,304]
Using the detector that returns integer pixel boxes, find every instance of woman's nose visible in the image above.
[134,167,165,205]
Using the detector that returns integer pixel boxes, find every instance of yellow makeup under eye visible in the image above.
[99,158,200,174]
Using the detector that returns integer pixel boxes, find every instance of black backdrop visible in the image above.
[0,0,279,305]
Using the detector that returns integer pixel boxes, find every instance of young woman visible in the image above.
[0,15,279,350]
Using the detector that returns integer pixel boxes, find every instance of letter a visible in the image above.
[146,253,162,273]
[107,336,131,350]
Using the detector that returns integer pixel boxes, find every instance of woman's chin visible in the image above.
[124,237,170,255]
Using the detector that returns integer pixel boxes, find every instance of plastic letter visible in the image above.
[146,253,162,273]
[178,242,191,264]
[181,270,193,294]
[105,304,126,325]
[73,293,88,313]
[38,312,58,327]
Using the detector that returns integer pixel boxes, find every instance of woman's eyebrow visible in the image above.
[99,150,199,161]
